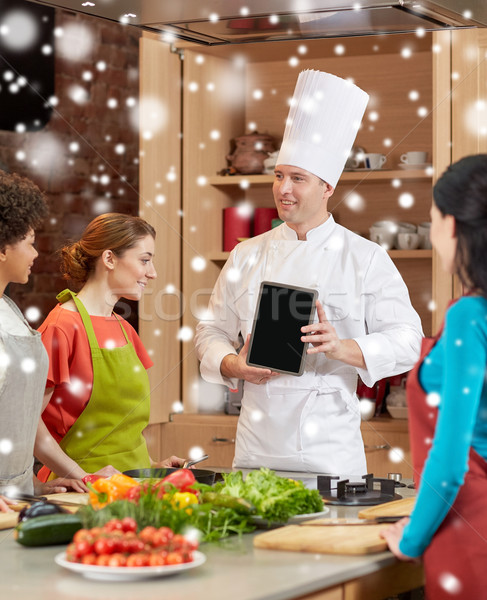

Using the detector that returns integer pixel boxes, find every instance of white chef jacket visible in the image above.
[195,216,423,476]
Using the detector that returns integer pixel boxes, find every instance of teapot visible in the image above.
[226,131,277,175]
[345,146,366,170]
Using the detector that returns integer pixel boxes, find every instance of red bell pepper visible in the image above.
[82,474,103,485]
[153,469,197,496]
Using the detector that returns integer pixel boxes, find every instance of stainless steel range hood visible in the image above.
[26,0,487,45]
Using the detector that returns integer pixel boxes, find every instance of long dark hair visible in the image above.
[433,154,487,296]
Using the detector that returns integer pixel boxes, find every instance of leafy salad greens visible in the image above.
[214,468,324,523]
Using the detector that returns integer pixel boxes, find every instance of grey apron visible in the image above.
[0,296,49,495]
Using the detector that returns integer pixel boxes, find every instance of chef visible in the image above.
[194,70,423,476]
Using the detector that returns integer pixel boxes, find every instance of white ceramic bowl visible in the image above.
[387,406,408,419]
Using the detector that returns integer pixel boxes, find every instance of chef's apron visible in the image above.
[407,323,487,599]
[0,296,48,495]
[233,233,366,477]
[42,290,151,477]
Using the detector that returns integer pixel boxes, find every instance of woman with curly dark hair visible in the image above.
[0,170,82,512]
[382,154,487,598]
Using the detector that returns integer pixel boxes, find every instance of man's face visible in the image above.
[272,165,334,235]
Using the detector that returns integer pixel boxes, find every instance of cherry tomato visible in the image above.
[148,553,166,566]
[66,543,78,563]
[151,527,174,548]
[103,519,124,533]
[73,529,92,543]
[139,526,158,545]
[81,553,97,565]
[166,551,184,565]
[126,553,150,567]
[107,553,127,567]
[121,517,137,533]
[128,538,145,554]
[171,534,190,550]
[94,536,116,556]
[74,540,93,557]
[96,554,111,566]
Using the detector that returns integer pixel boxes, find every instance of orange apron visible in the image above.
[407,325,487,599]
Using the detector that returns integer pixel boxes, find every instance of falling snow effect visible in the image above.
[438,572,462,595]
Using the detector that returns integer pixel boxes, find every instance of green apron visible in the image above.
[56,289,151,473]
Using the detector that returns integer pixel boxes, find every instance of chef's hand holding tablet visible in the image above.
[301,300,366,369]
[220,334,280,385]
[301,300,341,357]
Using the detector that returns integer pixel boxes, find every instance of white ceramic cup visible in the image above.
[400,151,428,165]
[397,222,417,233]
[397,232,420,250]
[363,153,386,170]
[417,221,432,249]
[369,227,396,250]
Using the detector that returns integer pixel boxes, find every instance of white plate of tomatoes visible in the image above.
[55,518,205,581]
[55,550,206,581]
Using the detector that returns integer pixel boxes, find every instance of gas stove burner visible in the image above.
[345,481,368,494]
[317,473,402,506]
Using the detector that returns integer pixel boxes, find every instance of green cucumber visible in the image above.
[15,513,83,547]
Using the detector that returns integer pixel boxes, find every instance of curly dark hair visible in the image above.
[433,154,487,296]
[0,170,48,252]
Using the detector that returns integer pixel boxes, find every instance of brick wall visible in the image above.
[0,10,141,327]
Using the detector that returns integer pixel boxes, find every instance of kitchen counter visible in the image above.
[0,477,423,600]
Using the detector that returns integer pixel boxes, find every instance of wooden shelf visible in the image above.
[208,169,433,187]
[209,249,432,264]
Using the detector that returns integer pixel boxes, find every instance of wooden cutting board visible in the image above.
[0,511,21,531]
[358,497,415,520]
[42,492,89,507]
[253,523,389,555]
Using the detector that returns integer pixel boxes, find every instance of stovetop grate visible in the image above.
[317,473,402,506]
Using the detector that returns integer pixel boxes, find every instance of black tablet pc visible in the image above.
[246,281,318,376]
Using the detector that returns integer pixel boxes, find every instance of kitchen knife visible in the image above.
[6,494,86,508]
[298,516,405,526]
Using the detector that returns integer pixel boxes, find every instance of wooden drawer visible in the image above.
[360,419,412,479]
[159,414,238,469]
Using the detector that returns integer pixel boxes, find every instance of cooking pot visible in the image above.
[123,467,216,485]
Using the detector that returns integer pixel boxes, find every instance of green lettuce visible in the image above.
[215,468,324,523]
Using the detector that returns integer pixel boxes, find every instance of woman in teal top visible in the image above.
[382,154,487,599]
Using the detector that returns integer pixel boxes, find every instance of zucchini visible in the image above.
[15,513,83,547]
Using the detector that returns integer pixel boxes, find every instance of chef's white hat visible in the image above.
[276,70,369,188]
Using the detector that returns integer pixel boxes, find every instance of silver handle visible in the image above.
[212,437,235,444]
[364,443,391,450]
[183,454,209,468]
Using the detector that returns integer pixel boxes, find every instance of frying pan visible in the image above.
[123,467,216,485]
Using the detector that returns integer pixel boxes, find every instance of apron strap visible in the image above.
[56,289,130,350]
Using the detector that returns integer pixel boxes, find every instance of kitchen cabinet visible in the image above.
[361,418,412,479]
[158,413,411,478]
[139,28,487,462]
[159,413,238,468]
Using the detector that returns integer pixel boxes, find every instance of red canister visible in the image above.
[223,206,252,251]
[253,207,279,236]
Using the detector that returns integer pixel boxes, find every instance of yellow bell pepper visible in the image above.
[164,491,199,514]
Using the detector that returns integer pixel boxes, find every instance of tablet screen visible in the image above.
[246,282,318,376]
